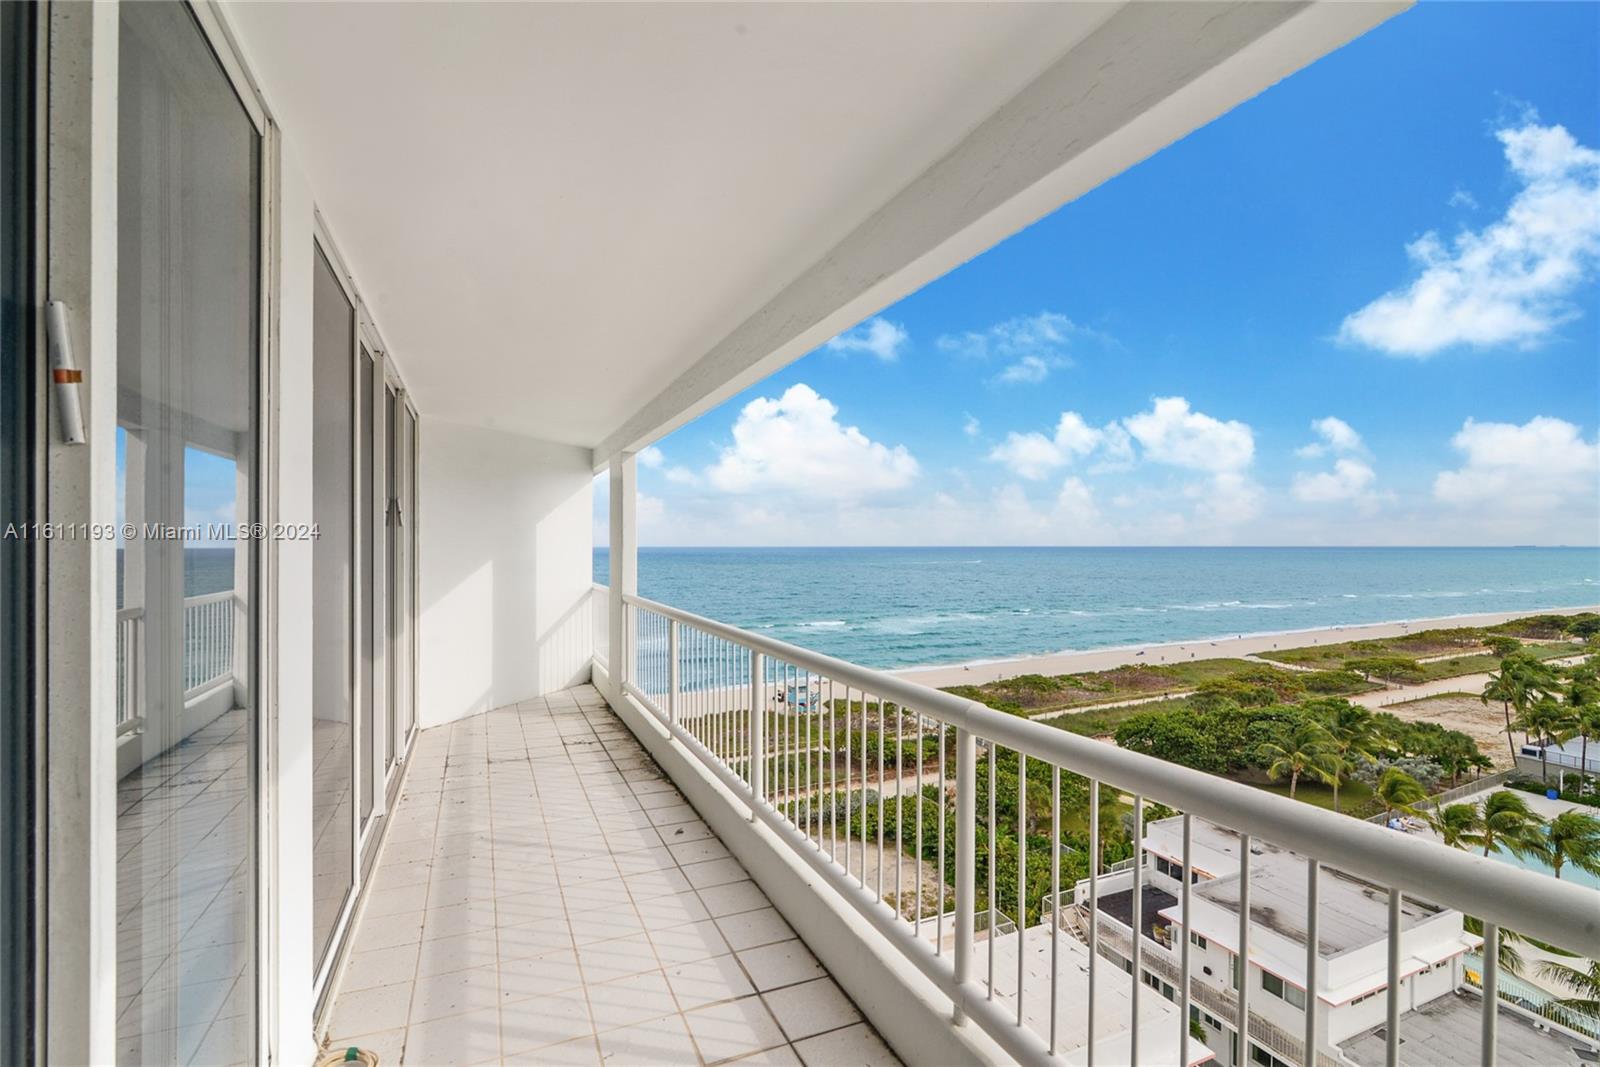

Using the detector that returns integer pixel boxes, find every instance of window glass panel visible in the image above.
[310,246,354,972]
[115,3,259,1062]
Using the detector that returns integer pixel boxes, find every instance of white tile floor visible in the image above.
[324,685,902,1067]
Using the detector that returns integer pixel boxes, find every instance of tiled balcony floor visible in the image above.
[324,685,902,1067]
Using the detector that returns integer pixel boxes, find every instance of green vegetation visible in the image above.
[940,658,1371,719]
[785,745,1151,926]
[1259,618,1587,675]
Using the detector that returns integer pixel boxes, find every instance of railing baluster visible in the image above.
[1306,859,1319,1067]
[1481,920,1498,1067]
[1131,794,1143,1066]
[667,620,680,725]
[1238,836,1252,1067]
[845,686,854,880]
[954,726,975,1027]
[877,695,885,902]
[1180,813,1193,1067]
[1386,888,1401,1067]
[1016,751,1026,1027]
[937,723,946,957]
[916,713,925,936]
[1088,779,1099,1067]
[895,701,903,918]
[1050,764,1060,1054]
[750,651,763,815]
[987,740,996,1001]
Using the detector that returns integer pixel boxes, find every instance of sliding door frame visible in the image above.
[307,213,421,1017]
[43,2,278,1063]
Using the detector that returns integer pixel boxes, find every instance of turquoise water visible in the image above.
[1490,840,1600,891]
[595,547,1599,671]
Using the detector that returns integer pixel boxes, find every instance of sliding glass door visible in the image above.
[114,3,261,1063]
[309,245,419,994]
[310,246,355,980]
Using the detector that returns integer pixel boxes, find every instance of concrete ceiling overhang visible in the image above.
[222,1,1407,461]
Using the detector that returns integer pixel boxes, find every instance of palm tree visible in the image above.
[1565,664,1600,794]
[1466,915,1526,978]
[1537,810,1600,880]
[1576,703,1600,797]
[1323,703,1379,812]
[1431,802,1483,849]
[1482,652,1560,763]
[1538,957,1600,1025]
[1258,721,1337,799]
[1515,697,1579,783]
[1473,790,1544,859]
[1376,767,1427,824]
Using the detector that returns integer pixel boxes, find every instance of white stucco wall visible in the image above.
[417,420,593,728]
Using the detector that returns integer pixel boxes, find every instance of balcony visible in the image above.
[324,683,898,1066]
[318,592,1600,1067]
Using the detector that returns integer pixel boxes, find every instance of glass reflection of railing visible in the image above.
[114,591,236,743]
[183,590,235,696]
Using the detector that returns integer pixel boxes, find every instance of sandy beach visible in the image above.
[892,605,1598,689]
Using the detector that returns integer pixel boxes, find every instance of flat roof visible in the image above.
[1146,817,1443,957]
[1193,855,1439,956]
[1341,990,1598,1066]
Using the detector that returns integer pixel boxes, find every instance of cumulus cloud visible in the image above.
[989,412,1112,480]
[1293,458,1377,503]
[824,316,909,361]
[1433,416,1599,512]
[938,311,1095,385]
[962,414,981,438]
[705,383,918,499]
[1341,116,1600,356]
[638,445,665,468]
[1123,397,1254,473]
[1295,416,1365,459]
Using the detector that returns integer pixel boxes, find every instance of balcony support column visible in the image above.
[952,727,976,1026]
[607,453,636,703]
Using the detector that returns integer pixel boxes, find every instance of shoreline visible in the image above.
[891,605,1598,690]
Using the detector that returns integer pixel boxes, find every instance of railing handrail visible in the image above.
[184,589,235,607]
[621,591,1600,958]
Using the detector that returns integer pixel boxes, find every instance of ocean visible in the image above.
[594,547,1600,671]
[115,547,237,607]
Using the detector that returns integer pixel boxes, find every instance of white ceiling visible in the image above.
[225,2,1121,448]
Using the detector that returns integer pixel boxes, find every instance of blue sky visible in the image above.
[605,2,1600,547]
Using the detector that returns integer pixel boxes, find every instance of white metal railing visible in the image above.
[116,606,145,738]
[592,583,609,668]
[183,590,235,696]
[616,592,1600,1067]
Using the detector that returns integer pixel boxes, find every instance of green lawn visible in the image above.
[1245,774,1380,817]
[1037,696,1193,737]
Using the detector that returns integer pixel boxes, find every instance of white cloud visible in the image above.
[1341,116,1600,356]
[989,412,1110,480]
[962,414,981,438]
[994,355,1055,384]
[824,316,909,362]
[705,383,918,499]
[1189,471,1264,524]
[638,445,665,468]
[1448,188,1479,211]
[1293,458,1377,503]
[1294,416,1365,458]
[1434,416,1599,512]
[937,311,1098,385]
[1123,397,1254,473]
[664,466,698,486]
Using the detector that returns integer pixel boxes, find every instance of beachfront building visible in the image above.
[9,3,1599,1067]
[1075,816,1594,1066]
